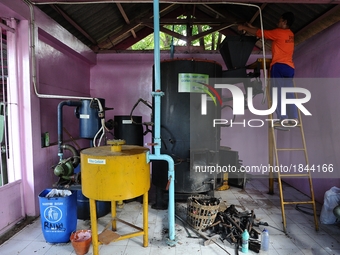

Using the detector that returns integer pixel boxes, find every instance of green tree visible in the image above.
[132,21,224,50]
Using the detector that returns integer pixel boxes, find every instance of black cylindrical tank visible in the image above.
[113,115,144,146]
[152,59,223,194]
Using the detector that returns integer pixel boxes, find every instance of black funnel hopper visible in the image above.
[219,35,257,70]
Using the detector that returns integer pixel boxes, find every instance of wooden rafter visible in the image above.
[202,4,226,19]
[294,4,340,45]
[145,18,229,25]
[248,3,268,52]
[94,22,141,50]
[96,3,179,50]
[143,23,187,42]
[116,3,137,38]
[197,25,205,49]
[188,23,235,43]
[50,4,97,45]
[249,3,267,24]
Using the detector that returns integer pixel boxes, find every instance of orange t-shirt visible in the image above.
[256,28,294,69]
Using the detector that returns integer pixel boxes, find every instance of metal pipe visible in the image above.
[23,0,94,101]
[57,100,82,160]
[148,154,175,242]
[146,0,176,244]
[61,144,80,167]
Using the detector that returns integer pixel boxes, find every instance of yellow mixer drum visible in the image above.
[80,144,150,201]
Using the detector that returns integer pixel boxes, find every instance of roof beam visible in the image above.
[31,0,340,4]
[142,18,232,25]
[103,4,185,50]
[110,27,154,51]
[202,4,226,18]
[188,23,235,42]
[295,4,340,46]
[144,23,187,41]
[249,3,267,24]
[248,3,268,52]
[116,3,137,38]
[94,22,141,50]
[50,4,97,45]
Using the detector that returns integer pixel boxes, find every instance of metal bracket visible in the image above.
[151,91,164,97]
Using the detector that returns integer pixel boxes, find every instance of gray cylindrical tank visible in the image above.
[152,59,223,194]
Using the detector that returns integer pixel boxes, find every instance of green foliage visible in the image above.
[131,22,225,50]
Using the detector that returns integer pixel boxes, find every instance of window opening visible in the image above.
[0,25,8,187]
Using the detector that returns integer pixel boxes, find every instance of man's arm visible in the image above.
[237,23,259,36]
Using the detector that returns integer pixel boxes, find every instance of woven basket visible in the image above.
[186,195,220,231]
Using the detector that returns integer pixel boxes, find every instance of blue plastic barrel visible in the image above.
[38,189,77,243]
[77,190,111,220]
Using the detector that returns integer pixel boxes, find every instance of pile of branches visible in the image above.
[209,204,261,253]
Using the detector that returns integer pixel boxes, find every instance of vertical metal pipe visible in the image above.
[149,0,176,244]
[57,100,82,160]
[153,1,160,92]
[153,0,161,154]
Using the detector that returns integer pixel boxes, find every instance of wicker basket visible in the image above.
[186,195,220,231]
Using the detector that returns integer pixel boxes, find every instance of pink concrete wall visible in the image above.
[283,22,340,203]
[32,6,96,216]
[0,0,96,232]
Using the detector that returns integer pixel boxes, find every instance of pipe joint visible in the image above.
[151,91,164,97]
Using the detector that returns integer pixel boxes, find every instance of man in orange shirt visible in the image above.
[238,12,298,126]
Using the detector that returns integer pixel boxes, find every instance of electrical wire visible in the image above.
[129,98,152,125]
[92,98,108,147]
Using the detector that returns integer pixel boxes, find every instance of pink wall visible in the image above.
[282,22,340,203]
[0,0,96,231]
[32,7,96,215]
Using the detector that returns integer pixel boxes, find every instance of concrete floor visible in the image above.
[0,177,340,255]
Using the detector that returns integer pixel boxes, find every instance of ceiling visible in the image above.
[29,0,340,54]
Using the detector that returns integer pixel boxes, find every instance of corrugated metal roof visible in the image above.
[34,2,340,53]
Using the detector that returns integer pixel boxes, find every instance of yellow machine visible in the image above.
[81,139,150,255]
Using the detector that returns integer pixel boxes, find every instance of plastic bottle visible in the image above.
[261,228,269,251]
[241,229,249,253]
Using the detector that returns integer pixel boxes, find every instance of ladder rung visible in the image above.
[283,201,314,205]
[279,173,311,177]
[277,148,305,151]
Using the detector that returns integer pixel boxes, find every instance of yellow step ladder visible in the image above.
[264,64,319,233]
